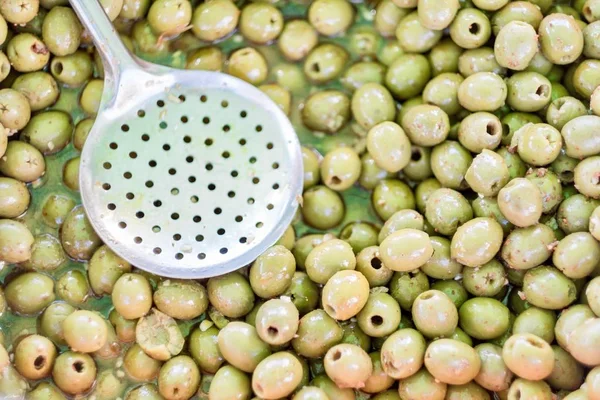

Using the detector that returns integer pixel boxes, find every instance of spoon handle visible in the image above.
[69,0,138,91]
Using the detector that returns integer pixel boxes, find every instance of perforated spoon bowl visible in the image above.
[71,0,302,278]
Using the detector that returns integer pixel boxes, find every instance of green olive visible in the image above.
[424,339,481,385]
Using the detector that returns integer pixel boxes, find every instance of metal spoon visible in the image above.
[71,0,302,278]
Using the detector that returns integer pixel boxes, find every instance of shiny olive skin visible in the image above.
[412,290,458,339]
[522,266,577,310]
[459,298,510,340]
[500,224,556,270]
[502,333,555,380]
[450,217,503,268]
[292,309,343,359]
[424,339,481,385]
[380,328,426,379]
[474,343,512,392]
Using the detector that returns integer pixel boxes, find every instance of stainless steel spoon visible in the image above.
[71,0,303,278]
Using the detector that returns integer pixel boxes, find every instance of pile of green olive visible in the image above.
[1,0,600,399]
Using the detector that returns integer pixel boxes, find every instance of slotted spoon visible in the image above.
[71,0,303,278]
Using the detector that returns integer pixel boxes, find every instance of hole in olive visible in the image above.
[526,337,544,348]
[420,292,434,300]
[469,23,480,35]
[73,361,84,373]
[325,304,336,316]
[560,171,574,181]
[52,61,63,75]
[330,176,342,185]
[332,350,342,361]
[371,257,382,270]
[501,123,510,137]
[311,63,320,73]
[383,358,398,373]
[267,326,278,336]
[486,122,498,136]
[535,84,550,97]
[514,389,521,400]
[411,149,422,162]
[34,356,45,370]
[341,228,352,239]
[371,315,384,326]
